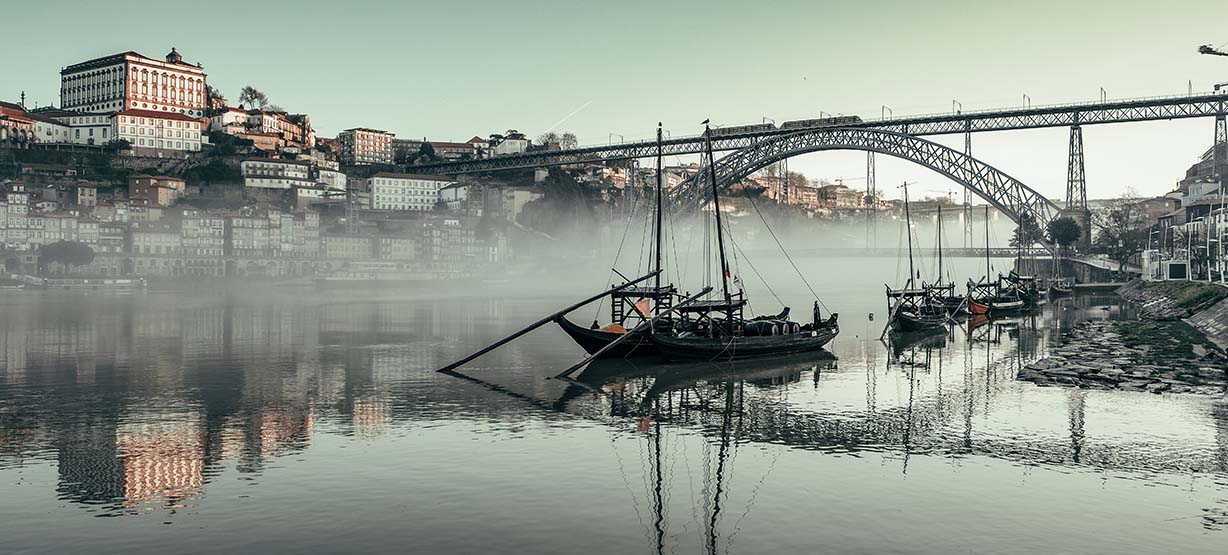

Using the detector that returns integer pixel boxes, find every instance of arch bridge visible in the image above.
[672,128,1063,249]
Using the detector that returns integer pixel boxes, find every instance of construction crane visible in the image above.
[1199,44,1228,57]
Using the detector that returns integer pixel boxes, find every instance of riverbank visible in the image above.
[1018,281,1228,395]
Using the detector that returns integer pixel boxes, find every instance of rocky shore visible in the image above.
[1018,280,1228,395]
[1017,320,1227,394]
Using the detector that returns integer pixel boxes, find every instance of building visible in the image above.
[0,101,34,146]
[211,108,315,151]
[368,172,456,211]
[129,175,185,207]
[321,234,375,259]
[114,109,203,152]
[490,131,529,156]
[60,48,208,117]
[338,128,394,165]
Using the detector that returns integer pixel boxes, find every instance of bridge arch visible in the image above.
[675,128,1062,249]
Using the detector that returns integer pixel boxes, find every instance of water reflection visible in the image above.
[0,289,1226,548]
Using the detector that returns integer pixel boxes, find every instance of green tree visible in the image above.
[1046,216,1082,253]
[1009,213,1044,249]
[38,241,95,274]
[418,143,438,160]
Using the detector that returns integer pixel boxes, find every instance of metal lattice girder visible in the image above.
[408,93,1228,175]
[669,128,1063,251]
[1066,125,1086,211]
[1216,114,1227,189]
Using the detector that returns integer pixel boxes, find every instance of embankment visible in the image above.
[1017,280,1228,395]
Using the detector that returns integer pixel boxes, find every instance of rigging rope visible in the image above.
[729,237,783,310]
[595,192,644,322]
[746,195,830,314]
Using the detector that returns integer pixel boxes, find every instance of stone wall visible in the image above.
[1187,296,1228,349]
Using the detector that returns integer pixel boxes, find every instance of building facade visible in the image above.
[368,172,456,211]
[60,49,208,117]
[338,128,394,165]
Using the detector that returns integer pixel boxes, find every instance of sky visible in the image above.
[6,0,1228,201]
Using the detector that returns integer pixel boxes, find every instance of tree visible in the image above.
[238,86,269,109]
[206,85,224,103]
[1046,217,1082,254]
[537,131,560,146]
[1009,213,1044,249]
[1092,193,1149,271]
[559,133,578,150]
[38,241,95,274]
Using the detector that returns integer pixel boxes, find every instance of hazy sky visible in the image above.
[6,0,1228,200]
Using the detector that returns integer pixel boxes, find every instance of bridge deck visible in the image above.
[408,92,1228,174]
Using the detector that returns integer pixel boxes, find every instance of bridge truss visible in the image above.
[670,128,1063,250]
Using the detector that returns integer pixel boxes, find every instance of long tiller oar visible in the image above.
[554,286,713,380]
[434,270,662,373]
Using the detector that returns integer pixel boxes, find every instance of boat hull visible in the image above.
[647,326,838,362]
[892,310,947,332]
[555,316,660,358]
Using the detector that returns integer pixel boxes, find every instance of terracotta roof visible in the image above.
[372,172,454,182]
[117,109,200,122]
[467,136,486,143]
[0,101,25,112]
[242,158,311,166]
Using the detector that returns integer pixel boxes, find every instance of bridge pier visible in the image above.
[1215,114,1227,191]
[1066,125,1092,252]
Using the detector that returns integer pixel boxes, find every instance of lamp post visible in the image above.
[1023,94,1031,109]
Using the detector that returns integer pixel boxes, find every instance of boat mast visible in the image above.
[654,123,664,297]
[984,205,991,284]
[937,204,944,285]
[704,124,733,306]
[903,181,916,289]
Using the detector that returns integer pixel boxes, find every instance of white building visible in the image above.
[241,158,346,192]
[338,128,394,165]
[369,172,456,211]
[491,132,530,156]
[113,109,203,152]
[60,48,208,117]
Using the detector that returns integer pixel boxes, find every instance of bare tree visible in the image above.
[238,86,269,110]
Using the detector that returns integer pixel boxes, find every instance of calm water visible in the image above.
[1,256,1227,554]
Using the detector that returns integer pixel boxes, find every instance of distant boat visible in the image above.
[886,181,947,333]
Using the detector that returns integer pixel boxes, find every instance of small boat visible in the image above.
[886,182,948,333]
[1049,277,1074,297]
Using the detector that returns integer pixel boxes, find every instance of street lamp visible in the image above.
[608,133,624,145]
[1023,94,1031,109]
[881,106,893,119]
[952,99,962,114]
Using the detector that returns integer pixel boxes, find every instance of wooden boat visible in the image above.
[649,317,838,361]
[1048,277,1074,297]
[555,126,677,357]
[638,124,839,362]
[886,182,949,332]
[555,315,661,357]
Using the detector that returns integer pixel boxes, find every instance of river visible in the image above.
[0,255,1226,554]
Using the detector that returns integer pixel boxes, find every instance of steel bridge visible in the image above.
[407,91,1228,252]
[672,128,1065,248]
[408,91,1228,177]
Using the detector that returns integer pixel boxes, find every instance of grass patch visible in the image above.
[1111,320,1217,364]
[1137,281,1228,310]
